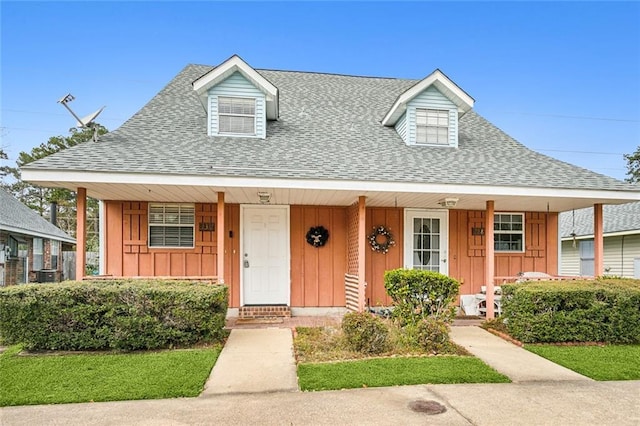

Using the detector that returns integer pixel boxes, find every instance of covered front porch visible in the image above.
[66,177,617,319]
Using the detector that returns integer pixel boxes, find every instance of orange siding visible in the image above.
[365,207,403,307]
[449,209,559,294]
[290,206,347,307]
[104,200,222,277]
[103,201,559,309]
[224,204,241,308]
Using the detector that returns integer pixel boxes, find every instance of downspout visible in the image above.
[621,235,625,277]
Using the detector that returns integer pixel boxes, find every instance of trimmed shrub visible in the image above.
[384,269,460,326]
[402,318,451,354]
[0,279,228,351]
[502,279,640,343]
[341,312,389,354]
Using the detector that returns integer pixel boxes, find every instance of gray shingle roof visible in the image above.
[0,189,75,243]
[559,201,640,238]
[23,64,637,192]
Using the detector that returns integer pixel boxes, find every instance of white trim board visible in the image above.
[21,169,640,204]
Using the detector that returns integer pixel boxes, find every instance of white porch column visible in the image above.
[485,200,496,319]
[594,203,604,277]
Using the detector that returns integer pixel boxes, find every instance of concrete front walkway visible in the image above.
[449,326,592,382]
[202,328,298,394]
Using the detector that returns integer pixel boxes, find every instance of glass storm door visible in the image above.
[404,210,448,274]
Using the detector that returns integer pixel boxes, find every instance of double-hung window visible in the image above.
[33,238,44,270]
[148,204,195,248]
[218,97,256,135]
[51,241,60,270]
[416,108,449,145]
[494,213,524,252]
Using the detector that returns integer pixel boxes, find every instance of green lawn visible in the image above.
[297,356,510,391]
[526,345,640,381]
[0,345,221,406]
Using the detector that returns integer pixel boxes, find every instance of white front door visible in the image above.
[241,205,290,305]
[404,209,449,274]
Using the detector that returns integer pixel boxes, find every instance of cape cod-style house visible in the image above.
[21,55,640,318]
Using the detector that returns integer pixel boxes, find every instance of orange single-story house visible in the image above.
[21,55,640,318]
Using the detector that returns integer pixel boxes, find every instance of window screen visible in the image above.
[148,204,195,248]
[218,97,255,134]
[416,109,449,145]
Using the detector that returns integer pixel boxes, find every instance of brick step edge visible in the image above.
[239,306,292,319]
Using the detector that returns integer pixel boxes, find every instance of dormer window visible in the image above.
[382,69,474,149]
[219,97,256,135]
[192,55,279,139]
[416,109,449,145]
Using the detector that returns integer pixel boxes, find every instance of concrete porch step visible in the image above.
[239,305,291,319]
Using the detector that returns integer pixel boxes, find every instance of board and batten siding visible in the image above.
[406,86,458,147]
[208,71,266,138]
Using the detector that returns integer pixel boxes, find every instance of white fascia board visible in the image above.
[193,55,279,119]
[21,168,640,203]
[0,224,76,244]
[561,230,640,241]
[382,69,475,126]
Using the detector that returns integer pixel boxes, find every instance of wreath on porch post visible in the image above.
[306,226,329,247]
[368,225,396,254]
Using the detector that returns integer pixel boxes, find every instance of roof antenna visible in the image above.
[57,94,105,142]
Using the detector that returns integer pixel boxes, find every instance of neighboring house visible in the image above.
[21,55,640,317]
[0,189,76,286]
[560,202,640,278]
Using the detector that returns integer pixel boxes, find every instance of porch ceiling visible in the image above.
[30,178,640,213]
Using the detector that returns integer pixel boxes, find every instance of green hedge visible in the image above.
[384,269,459,325]
[0,280,228,351]
[502,278,640,343]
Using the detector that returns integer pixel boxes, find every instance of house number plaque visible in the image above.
[471,227,485,236]
[199,222,215,232]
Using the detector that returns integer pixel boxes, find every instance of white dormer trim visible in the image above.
[193,55,279,120]
[382,69,474,126]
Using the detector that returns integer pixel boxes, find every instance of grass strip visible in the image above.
[0,345,221,406]
[525,344,640,381]
[298,356,510,391]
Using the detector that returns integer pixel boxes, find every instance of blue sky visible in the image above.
[1,1,639,180]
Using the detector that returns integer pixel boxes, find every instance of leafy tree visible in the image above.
[3,125,108,249]
[624,146,640,183]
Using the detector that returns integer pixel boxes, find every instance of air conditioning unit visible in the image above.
[38,270,59,283]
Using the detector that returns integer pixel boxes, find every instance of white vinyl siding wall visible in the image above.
[406,86,458,147]
[560,240,581,276]
[604,235,640,277]
[208,72,266,138]
[561,234,640,278]
[395,113,408,143]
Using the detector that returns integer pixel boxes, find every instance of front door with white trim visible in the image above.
[404,209,448,274]
[242,205,290,305]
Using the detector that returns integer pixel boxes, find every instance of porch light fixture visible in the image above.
[438,197,459,208]
[258,192,271,204]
